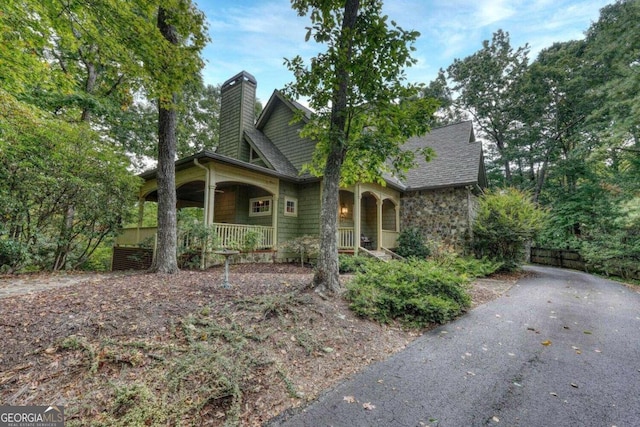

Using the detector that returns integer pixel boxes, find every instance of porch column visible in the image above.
[395,203,400,232]
[136,196,145,243]
[206,182,216,226]
[354,184,361,254]
[376,195,383,250]
[272,193,279,249]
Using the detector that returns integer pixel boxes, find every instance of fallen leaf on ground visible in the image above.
[343,396,356,404]
[541,340,552,346]
[363,402,376,410]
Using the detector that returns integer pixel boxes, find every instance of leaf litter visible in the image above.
[0,264,518,425]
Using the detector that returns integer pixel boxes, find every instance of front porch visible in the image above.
[114,156,401,267]
[115,223,275,251]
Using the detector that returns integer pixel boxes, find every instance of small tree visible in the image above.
[279,236,320,267]
[284,0,437,293]
[472,188,547,271]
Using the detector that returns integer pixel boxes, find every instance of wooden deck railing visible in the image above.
[213,223,273,249]
[338,227,355,249]
[116,223,274,250]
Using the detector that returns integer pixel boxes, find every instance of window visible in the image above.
[249,197,272,216]
[284,197,298,217]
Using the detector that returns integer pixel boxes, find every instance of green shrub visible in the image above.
[345,259,472,328]
[435,254,503,278]
[395,227,430,259]
[338,254,375,273]
[472,188,547,271]
[242,230,262,252]
[279,236,319,267]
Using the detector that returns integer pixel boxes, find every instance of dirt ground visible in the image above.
[0,264,518,426]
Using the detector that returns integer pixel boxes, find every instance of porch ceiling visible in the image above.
[145,181,205,204]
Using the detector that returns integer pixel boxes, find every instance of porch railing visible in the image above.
[338,227,355,249]
[115,227,157,247]
[115,223,274,250]
[213,223,273,249]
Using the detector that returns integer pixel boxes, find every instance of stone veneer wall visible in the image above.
[400,186,477,252]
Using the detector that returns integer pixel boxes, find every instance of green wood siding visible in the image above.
[261,103,315,171]
[277,181,299,245]
[382,199,396,231]
[218,85,242,158]
[297,182,321,236]
[214,190,236,223]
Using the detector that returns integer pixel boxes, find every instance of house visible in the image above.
[113,71,486,268]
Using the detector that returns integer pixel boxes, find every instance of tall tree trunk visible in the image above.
[314,149,344,292]
[313,0,359,293]
[150,5,179,274]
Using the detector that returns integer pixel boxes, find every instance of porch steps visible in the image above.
[359,247,394,262]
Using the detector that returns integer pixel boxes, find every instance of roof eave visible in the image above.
[139,151,316,184]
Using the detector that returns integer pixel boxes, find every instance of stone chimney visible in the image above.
[217,71,257,160]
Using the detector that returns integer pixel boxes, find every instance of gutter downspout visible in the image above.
[194,158,209,270]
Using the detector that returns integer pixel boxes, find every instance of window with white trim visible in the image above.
[249,197,272,216]
[284,196,298,217]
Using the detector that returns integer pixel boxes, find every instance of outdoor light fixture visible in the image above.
[340,204,348,219]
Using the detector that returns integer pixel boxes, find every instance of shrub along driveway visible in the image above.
[269,265,640,427]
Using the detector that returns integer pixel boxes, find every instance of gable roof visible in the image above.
[401,121,486,190]
[256,90,311,130]
[243,128,298,176]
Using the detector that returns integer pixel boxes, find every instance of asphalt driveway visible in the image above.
[269,265,640,427]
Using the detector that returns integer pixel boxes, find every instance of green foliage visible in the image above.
[346,259,473,328]
[580,197,640,279]
[0,90,140,272]
[472,188,547,271]
[434,253,503,278]
[176,211,217,269]
[80,244,114,272]
[395,227,431,259]
[284,0,437,184]
[279,236,320,267]
[447,29,530,185]
[241,230,262,252]
[338,254,376,274]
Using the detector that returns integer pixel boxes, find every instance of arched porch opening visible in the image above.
[381,198,400,249]
[118,179,276,251]
[338,190,355,249]
[360,191,380,249]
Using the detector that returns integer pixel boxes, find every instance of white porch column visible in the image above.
[136,196,145,243]
[272,193,279,249]
[206,182,216,226]
[354,184,361,254]
[376,194,383,250]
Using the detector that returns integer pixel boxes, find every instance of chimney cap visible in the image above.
[222,71,257,90]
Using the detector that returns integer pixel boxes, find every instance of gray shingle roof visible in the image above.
[243,128,299,177]
[402,121,483,190]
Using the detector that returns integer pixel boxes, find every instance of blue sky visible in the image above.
[196,0,612,104]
